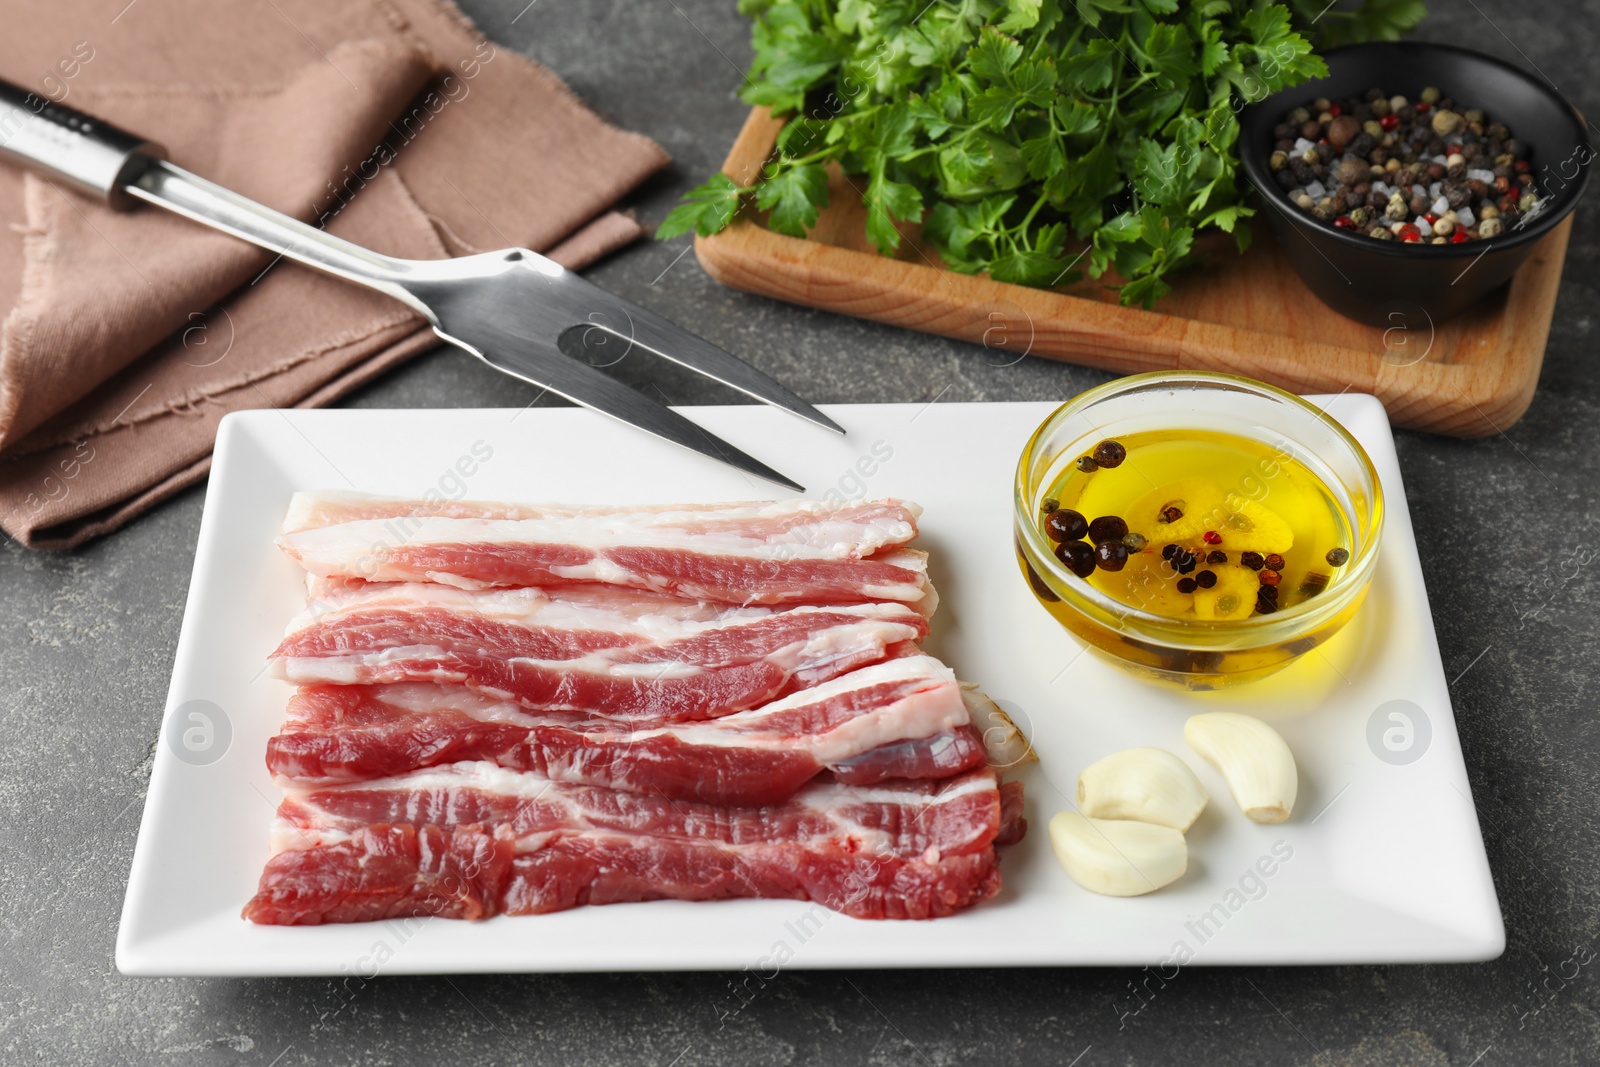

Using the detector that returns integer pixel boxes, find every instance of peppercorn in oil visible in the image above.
[1037,431,1355,619]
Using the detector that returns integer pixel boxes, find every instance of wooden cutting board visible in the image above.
[695,107,1570,437]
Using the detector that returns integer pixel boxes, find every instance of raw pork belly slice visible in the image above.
[267,656,986,804]
[298,573,941,621]
[270,583,928,722]
[243,764,1023,923]
[249,491,1027,927]
[282,491,921,535]
[277,491,930,607]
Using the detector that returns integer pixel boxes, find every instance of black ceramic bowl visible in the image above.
[1239,42,1591,327]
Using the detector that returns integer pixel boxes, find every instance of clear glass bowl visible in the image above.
[1013,372,1385,690]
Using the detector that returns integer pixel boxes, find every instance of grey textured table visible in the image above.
[3,2,1596,1064]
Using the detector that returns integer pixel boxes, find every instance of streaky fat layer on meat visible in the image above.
[282,490,922,541]
[244,763,1024,924]
[268,655,987,803]
[277,490,932,607]
[269,582,931,722]
[245,492,1026,926]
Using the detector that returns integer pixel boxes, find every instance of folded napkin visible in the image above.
[0,0,669,548]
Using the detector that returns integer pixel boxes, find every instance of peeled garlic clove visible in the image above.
[1049,812,1187,896]
[1076,747,1209,832]
[1184,711,1298,824]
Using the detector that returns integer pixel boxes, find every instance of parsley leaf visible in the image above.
[1144,23,1198,86]
[754,164,831,236]
[864,171,925,255]
[1132,141,1185,205]
[1062,39,1117,91]
[970,86,1025,129]
[998,0,1046,33]
[967,28,1025,81]
[656,174,745,240]
[667,0,1425,306]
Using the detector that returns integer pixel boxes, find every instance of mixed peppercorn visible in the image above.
[1039,439,1351,617]
[1268,86,1540,244]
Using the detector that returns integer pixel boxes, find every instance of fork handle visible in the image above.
[0,78,163,208]
[128,160,430,316]
[0,76,431,318]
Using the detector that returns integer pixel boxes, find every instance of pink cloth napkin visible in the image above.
[0,0,669,548]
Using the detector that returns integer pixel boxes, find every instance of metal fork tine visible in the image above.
[442,327,806,493]
[551,277,845,435]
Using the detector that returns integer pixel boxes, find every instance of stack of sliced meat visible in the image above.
[245,492,1026,925]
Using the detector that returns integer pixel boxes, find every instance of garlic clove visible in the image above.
[1076,747,1209,831]
[1184,711,1298,824]
[1049,812,1188,897]
[960,685,1037,769]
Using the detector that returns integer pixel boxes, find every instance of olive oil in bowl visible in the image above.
[1046,428,1353,622]
[1014,374,1383,690]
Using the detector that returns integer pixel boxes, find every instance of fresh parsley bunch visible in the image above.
[659,0,1424,306]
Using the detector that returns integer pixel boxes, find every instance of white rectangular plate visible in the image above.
[118,398,1504,975]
